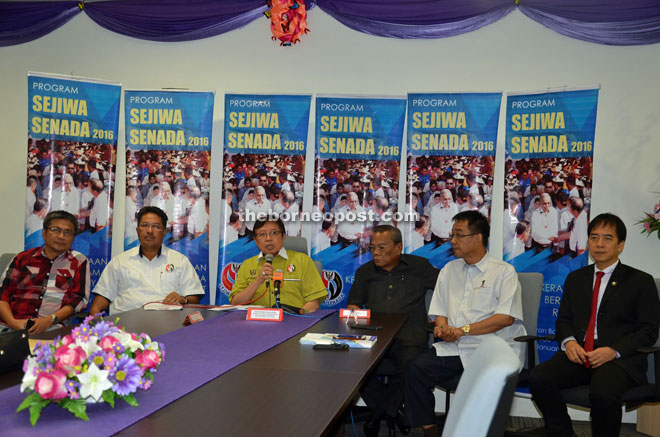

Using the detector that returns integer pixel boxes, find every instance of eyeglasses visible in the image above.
[369,243,394,253]
[47,227,74,236]
[138,223,164,231]
[256,230,282,239]
[449,233,478,240]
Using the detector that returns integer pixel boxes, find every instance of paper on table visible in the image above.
[299,333,377,349]
[143,302,182,311]
[208,305,265,312]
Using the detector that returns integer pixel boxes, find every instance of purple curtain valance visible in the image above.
[2,0,660,47]
[0,1,81,47]
[84,0,268,42]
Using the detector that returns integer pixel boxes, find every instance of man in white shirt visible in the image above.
[125,186,138,245]
[51,173,80,216]
[244,185,272,234]
[314,220,335,255]
[223,212,242,245]
[551,197,588,257]
[277,190,301,236]
[505,220,530,261]
[87,179,109,231]
[90,206,204,315]
[531,193,558,252]
[404,211,525,435]
[337,192,365,246]
[429,189,458,245]
[186,187,208,238]
[26,176,37,218]
[25,198,48,237]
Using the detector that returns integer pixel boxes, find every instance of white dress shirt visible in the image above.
[94,245,204,314]
[429,253,526,369]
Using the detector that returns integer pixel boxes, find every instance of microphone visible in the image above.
[273,269,284,308]
[264,253,274,288]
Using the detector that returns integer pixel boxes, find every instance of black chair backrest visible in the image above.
[647,278,660,384]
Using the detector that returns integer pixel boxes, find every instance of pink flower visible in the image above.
[644,221,653,232]
[60,335,75,347]
[54,345,87,374]
[99,335,120,351]
[135,350,160,370]
[35,369,68,400]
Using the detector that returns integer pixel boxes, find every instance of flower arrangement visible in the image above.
[17,316,165,425]
[637,197,660,239]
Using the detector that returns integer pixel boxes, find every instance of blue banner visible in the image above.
[404,93,502,269]
[25,73,121,290]
[312,95,407,309]
[124,90,215,303]
[504,88,599,362]
[216,94,312,305]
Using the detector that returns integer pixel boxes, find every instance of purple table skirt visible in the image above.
[0,309,334,436]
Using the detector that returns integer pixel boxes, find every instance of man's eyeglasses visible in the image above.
[47,227,74,236]
[449,233,478,240]
[138,223,164,231]
[256,230,282,239]
[369,243,394,253]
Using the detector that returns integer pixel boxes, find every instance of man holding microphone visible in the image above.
[229,217,327,314]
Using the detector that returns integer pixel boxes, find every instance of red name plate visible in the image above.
[246,308,283,322]
[339,309,371,319]
[183,311,204,326]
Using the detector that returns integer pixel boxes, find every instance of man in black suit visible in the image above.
[529,213,660,437]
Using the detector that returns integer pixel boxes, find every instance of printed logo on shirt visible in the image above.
[287,264,295,273]
[165,264,175,272]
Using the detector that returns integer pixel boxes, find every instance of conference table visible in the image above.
[2,307,406,436]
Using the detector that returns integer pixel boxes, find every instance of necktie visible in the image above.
[584,271,605,367]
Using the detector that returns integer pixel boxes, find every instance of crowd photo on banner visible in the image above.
[124,149,211,248]
[313,157,400,255]
[405,155,494,253]
[503,157,593,261]
[220,152,305,243]
[26,138,116,245]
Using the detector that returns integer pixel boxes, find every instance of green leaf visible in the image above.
[102,389,116,408]
[121,393,139,407]
[28,398,50,426]
[59,398,89,421]
[16,392,41,412]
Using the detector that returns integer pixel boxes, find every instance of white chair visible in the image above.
[442,336,520,437]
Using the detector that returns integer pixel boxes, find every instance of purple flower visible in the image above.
[111,356,142,396]
[139,378,152,390]
[71,324,91,339]
[91,321,119,338]
[112,343,125,355]
[65,379,80,395]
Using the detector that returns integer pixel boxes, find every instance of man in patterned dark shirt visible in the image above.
[0,210,90,334]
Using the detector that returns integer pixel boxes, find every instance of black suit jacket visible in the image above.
[556,262,660,383]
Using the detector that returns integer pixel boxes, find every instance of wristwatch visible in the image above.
[461,324,470,336]
[51,314,59,324]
